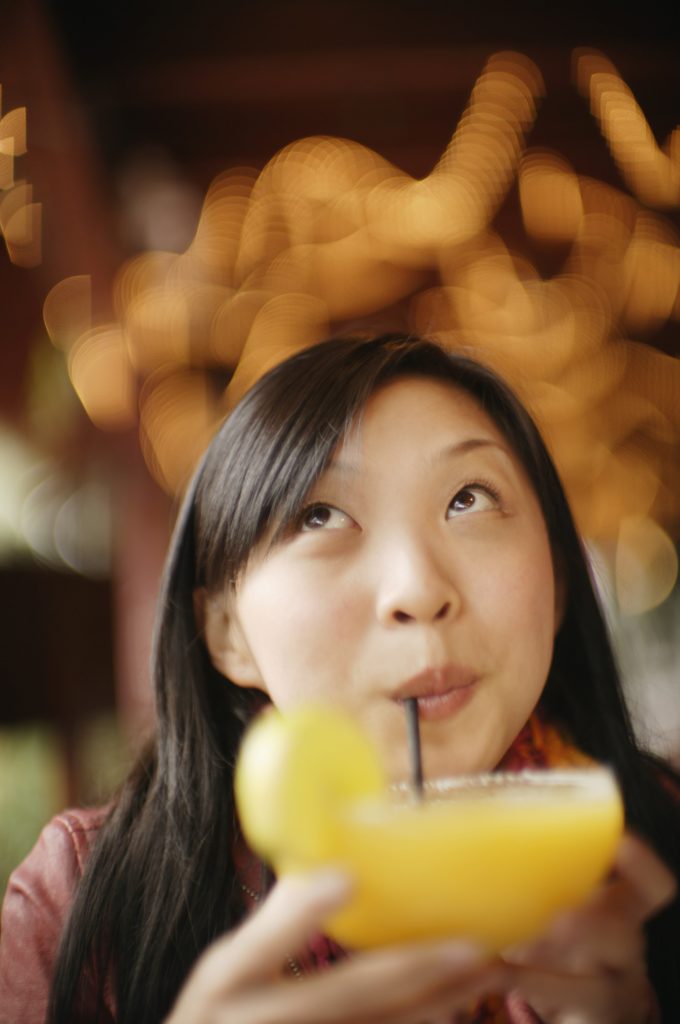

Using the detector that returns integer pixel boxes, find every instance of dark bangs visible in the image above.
[194,336,430,589]
[193,333,572,593]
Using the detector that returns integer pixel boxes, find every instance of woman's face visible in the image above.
[211,376,562,782]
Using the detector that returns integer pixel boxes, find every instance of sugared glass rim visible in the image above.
[388,766,619,801]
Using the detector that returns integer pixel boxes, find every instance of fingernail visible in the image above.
[294,867,354,901]
[437,940,487,967]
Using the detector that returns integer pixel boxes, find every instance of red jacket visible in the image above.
[0,808,115,1024]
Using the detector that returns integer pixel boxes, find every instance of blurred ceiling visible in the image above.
[43,1,680,187]
[0,0,677,732]
[1,0,678,426]
[0,0,676,504]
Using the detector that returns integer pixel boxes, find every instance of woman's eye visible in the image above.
[447,485,498,518]
[300,504,354,532]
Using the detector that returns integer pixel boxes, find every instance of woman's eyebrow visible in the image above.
[324,438,512,478]
[431,437,513,466]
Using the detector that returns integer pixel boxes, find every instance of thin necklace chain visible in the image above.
[239,881,303,979]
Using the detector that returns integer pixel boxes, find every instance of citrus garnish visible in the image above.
[234,704,386,870]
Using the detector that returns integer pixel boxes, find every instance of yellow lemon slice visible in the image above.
[234,704,386,871]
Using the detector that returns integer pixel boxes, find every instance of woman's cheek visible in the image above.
[497,535,557,631]
[236,587,345,706]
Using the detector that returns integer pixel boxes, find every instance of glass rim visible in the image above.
[388,765,619,798]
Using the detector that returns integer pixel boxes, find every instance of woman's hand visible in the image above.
[502,834,677,1023]
[165,869,506,1024]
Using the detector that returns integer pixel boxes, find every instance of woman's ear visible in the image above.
[193,587,267,691]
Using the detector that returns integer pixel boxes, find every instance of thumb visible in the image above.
[201,869,353,993]
[609,833,676,922]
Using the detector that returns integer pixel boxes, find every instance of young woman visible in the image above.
[1,333,678,1024]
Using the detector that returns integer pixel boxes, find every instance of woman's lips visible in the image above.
[407,685,476,721]
[392,666,478,722]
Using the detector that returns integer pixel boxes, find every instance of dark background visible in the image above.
[0,0,678,785]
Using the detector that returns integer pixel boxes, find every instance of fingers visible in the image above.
[167,870,354,1020]
[172,871,505,1024]
[211,870,354,990]
[499,834,676,1022]
[169,834,676,1024]
[215,941,507,1024]
[229,872,352,983]
[612,833,677,922]
[506,961,651,1024]
[505,833,676,973]
[505,904,645,975]
[548,832,676,971]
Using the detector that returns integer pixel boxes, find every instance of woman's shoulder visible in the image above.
[13,806,110,891]
[0,806,110,1024]
[43,806,110,863]
[4,805,109,909]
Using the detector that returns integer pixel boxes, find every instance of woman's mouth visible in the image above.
[392,666,477,722]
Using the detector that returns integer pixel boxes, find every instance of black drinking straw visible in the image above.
[405,697,424,798]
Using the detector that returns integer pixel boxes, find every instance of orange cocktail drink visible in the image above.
[234,707,625,952]
[325,769,623,951]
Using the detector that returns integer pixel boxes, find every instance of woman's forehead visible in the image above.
[333,375,510,462]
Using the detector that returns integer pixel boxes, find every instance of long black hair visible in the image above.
[50,334,680,1022]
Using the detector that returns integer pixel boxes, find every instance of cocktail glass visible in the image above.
[322,767,623,951]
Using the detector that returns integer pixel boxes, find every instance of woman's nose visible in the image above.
[374,538,459,626]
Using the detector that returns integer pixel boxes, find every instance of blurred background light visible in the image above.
[1,3,679,890]
[615,515,678,616]
[37,47,680,558]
